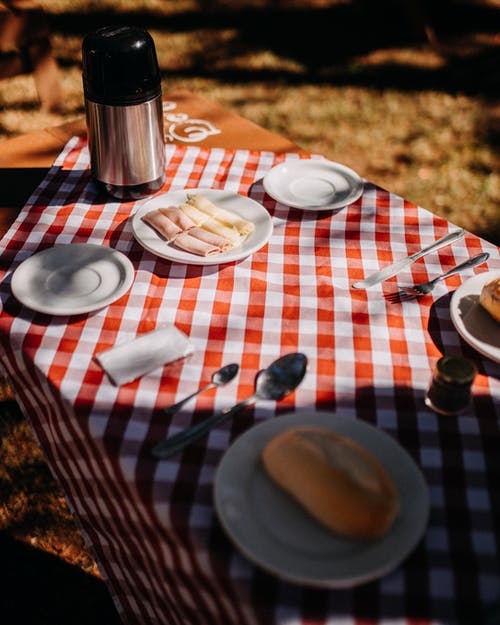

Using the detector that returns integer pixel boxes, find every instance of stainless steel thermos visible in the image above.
[82,26,165,200]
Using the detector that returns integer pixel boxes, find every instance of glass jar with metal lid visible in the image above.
[425,355,477,416]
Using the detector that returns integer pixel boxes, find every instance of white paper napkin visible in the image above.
[96,325,194,386]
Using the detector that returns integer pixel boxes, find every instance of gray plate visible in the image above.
[214,411,429,588]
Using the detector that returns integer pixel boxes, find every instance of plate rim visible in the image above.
[11,243,135,315]
[213,410,430,588]
[262,158,363,211]
[450,269,500,363]
[132,187,273,266]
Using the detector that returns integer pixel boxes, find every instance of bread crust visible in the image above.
[262,426,400,540]
[479,277,500,323]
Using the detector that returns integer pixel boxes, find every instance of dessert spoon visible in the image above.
[163,363,239,416]
[151,352,307,459]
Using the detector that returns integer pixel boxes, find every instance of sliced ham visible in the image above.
[188,227,233,252]
[159,205,196,231]
[173,231,221,256]
[142,209,182,242]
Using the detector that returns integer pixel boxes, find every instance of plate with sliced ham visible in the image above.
[132,188,273,265]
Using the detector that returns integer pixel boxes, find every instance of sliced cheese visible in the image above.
[201,216,242,245]
[187,193,255,236]
[178,202,209,227]
[186,193,219,218]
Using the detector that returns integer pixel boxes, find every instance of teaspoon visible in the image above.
[151,352,308,459]
[163,363,239,416]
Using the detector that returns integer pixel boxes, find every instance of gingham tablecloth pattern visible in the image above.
[1,138,499,625]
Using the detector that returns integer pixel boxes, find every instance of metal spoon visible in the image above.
[163,363,239,416]
[151,352,308,459]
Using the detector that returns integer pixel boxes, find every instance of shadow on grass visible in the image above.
[49,1,500,97]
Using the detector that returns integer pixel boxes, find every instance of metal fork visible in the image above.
[385,252,490,303]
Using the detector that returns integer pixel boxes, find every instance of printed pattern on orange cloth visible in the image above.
[0,137,499,625]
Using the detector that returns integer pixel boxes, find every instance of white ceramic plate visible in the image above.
[11,244,134,315]
[450,269,500,363]
[263,159,363,210]
[214,411,429,588]
[132,188,273,265]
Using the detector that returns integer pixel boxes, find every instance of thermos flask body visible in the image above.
[85,95,165,199]
[82,26,166,200]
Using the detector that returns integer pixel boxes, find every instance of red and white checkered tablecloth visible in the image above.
[1,137,500,625]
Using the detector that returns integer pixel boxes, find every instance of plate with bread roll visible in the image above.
[214,411,429,588]
[132,188,273,265]
[450,269,500,363]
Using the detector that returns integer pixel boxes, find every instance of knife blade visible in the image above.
[352,228,466,289]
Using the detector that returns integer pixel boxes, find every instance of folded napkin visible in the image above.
[96,325,193,386]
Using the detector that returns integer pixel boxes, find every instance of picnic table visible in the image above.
[0,89,499,625]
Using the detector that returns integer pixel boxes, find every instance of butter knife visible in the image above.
[352,228,466,289]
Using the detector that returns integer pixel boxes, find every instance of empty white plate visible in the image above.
[11,243,134,315]
[263,159,363,210]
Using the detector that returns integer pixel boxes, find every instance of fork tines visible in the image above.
[384,290,421,303]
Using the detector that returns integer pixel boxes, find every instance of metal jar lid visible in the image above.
[435,355,477,386]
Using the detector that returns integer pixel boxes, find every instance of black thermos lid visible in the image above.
[82,26,161,106]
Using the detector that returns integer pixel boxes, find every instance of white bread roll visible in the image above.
[261,426,400,540]
[479,277,500,323]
